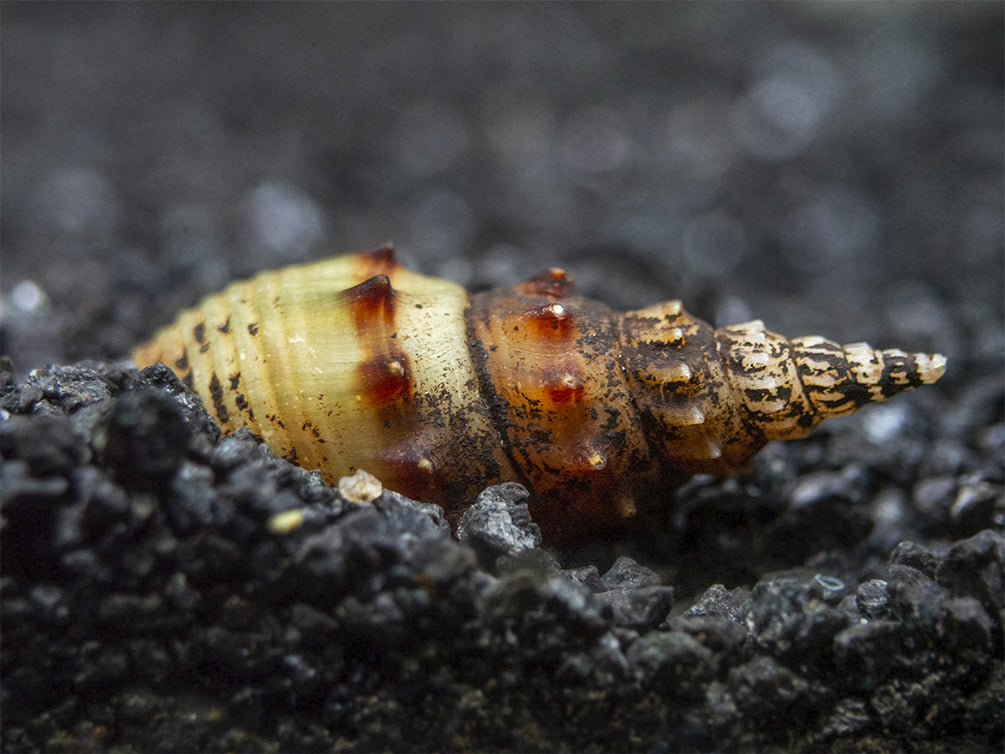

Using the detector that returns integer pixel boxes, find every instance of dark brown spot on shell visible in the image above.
[174,351,189,371]
[208,373,229,423]
[217,317,231,334]
[357,356,412,404]
[341,274,396,330]
[235,393,251,418]
[517,268,575,298]
[340,273,412,405]
[248,322,259,336]
[524,303,574,338]
[543,366,585,404]
[192,322,206,344]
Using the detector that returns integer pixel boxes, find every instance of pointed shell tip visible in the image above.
[920,353,947,383]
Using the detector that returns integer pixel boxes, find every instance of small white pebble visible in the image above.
[338,469,383,504]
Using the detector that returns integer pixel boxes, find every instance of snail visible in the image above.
[133,245,946,542]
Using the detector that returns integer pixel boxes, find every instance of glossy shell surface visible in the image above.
[133,246,946,542]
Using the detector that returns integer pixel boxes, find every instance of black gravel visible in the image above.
[2,4,1003,752]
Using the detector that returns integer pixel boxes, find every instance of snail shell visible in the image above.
[133,245,946,542]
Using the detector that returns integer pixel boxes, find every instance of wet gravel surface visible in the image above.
[2,4,1003,752]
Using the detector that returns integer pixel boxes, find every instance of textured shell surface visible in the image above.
[133,245,947,542]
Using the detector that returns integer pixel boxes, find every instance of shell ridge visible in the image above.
[223,281,262,430]
[730,332,815,440]
[709,325,766,463]
[463,293,533,493]
[257,269,301,465]
[786,338,821,431]
[612,313,659,484]
[278,263,337,474]
[201,289,234,428]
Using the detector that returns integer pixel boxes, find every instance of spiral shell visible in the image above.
[133,245,946,542]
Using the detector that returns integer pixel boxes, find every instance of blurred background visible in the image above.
[2,2,1002,386]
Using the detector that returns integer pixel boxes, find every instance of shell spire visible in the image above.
[788,335,946,420]
[713,320,946,443]
[616,307,946,481]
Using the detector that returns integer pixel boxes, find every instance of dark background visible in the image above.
[3,2,1001,384]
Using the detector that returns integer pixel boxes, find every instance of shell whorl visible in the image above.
[132,247,946,542]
